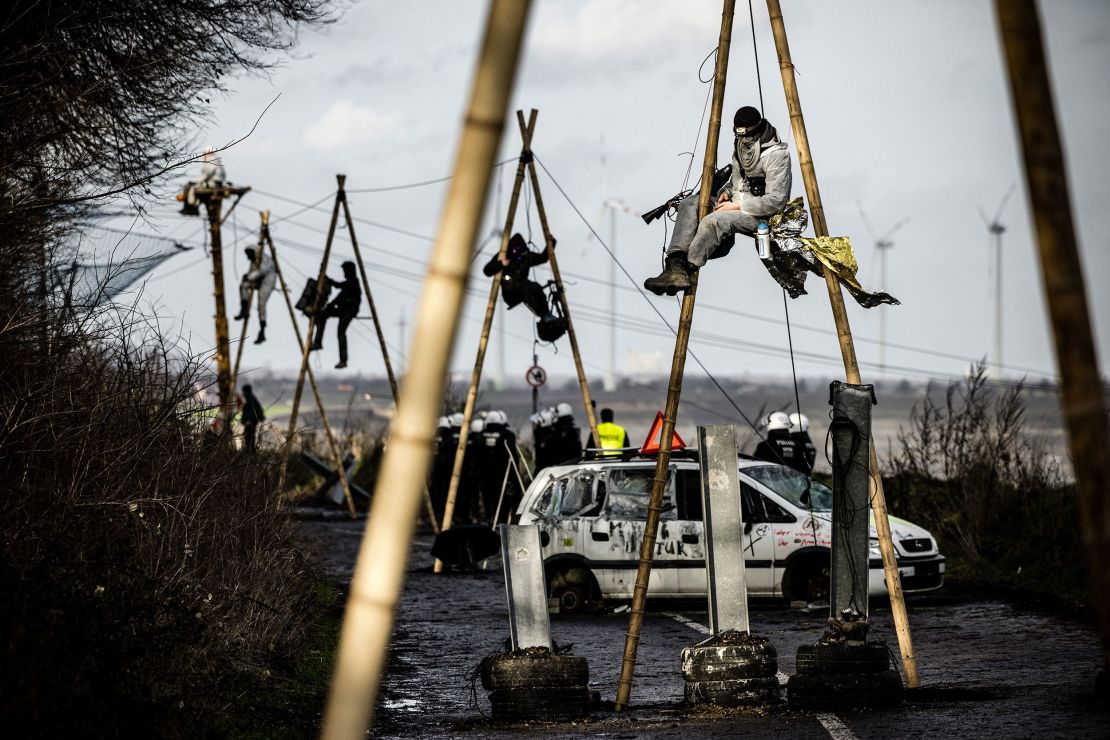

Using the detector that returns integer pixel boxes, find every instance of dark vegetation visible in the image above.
[884,367,1089,606]
[1,1,336,736]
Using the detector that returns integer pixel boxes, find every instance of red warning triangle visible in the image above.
[639,410,687,454]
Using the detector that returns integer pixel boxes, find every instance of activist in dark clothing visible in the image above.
[311,261,361,369]
[483,233,555,320]
[239,384,265,454]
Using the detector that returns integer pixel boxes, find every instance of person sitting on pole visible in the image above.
[483,233,557,321]
[177,147,226,216]
[752,411,799,469]
[645,106,792,296]
[233,245,276,344]
[587,407,630,456]
[310,261,361,369]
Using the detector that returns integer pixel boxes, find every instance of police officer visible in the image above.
[429,416,457,523]
[788,412,817,475]
[479,410,520,523]
[752,411,799,468]
[587,407,630,456]
[549,403,583,466]
[531,408,557,473]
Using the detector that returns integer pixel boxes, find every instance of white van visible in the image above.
[515,451,944,613]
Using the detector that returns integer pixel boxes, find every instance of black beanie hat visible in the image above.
[733,106,766,136]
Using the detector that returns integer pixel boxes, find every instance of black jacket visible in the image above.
[327,276,361,316]
[483,247,548,286]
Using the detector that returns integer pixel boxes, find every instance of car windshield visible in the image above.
[744,464,833,511]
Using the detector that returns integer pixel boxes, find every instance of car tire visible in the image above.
[794,642,891,676]
[684,676,781,707]
[548,565,600,615]
[787,669,904,709]
[488,686,591,722]
[480,653,590,691]
[681,641,778,682]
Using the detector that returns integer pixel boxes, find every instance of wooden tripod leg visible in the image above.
[434,110,537,574]
[614,0,737,711]
[766,0,919,688]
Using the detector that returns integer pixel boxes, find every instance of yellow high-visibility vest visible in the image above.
[597,421,627,455]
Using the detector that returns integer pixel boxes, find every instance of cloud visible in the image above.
[303,101,402,151]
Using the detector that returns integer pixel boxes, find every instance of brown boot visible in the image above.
[644,255,692,296]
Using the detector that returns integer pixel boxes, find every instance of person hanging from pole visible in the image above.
[645,106,792,295]
[483,233,558,322]
[310,261,361,369]
[233,245,276,344]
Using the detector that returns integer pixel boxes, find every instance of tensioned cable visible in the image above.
[248,202,1059,381]
[344,158,518,193]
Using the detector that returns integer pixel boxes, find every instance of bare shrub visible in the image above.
[885,365,1084,598]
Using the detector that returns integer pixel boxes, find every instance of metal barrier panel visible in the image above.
[499,524,553,650]
[698,425,749,634]
[829,382,874,619]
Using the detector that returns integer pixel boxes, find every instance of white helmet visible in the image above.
[539,409,556,427]
[765,411,791,432]
[486,410,507,425]
[436,416,450,429]
[788,412,809,432]
[448,412,464,427]
[470,418,485,433]
[555,402,574,418]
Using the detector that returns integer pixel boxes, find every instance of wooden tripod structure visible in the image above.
[765,0,918,688]
[433,109,600,573]
[275,177,437,525]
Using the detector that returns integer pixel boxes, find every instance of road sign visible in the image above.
[525,365,546,388]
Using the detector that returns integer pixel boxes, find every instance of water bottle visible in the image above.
[756,221,771,260]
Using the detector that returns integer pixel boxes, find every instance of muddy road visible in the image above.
[296,515,1106,739]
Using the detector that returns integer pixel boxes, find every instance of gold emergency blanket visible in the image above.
[765,198,899,309]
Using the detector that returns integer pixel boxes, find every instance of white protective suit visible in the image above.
[239,251,276,322]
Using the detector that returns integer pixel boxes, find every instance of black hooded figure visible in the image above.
[311,261,361,369]
[483,233,554,320]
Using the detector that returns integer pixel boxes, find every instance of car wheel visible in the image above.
[783,554,830,604]
[548,565,600,615]
[681,641,778,682]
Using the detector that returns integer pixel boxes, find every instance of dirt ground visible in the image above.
[295,514,1107,739]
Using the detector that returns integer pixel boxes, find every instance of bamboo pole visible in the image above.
[765,0,919,688]
[204,194,234,423]
[614,0,736,711]
[277,180,344,491]
[517,109,600,446]
[229,219,266,392]
[340,191,440,532]
[433,109,537,574]
[995,0,1110,676]
[320,1,532,735]
[262,212,357,517]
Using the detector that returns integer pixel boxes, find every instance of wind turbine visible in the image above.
[979,185,1016,380]
[858,206,910,376]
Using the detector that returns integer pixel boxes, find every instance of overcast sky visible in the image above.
[106,0,1110,392]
